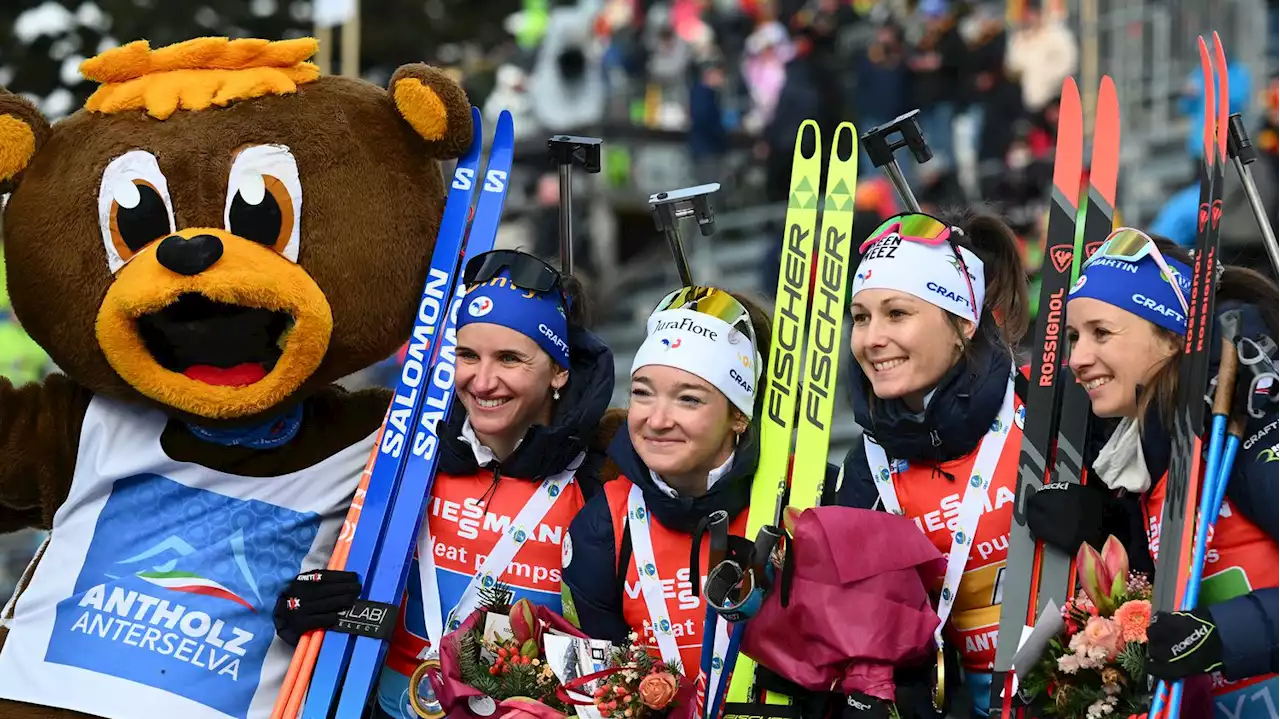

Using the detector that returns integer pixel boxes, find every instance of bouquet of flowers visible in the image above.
[422,583,587,719]
[558,631,689,719]
[1021,536,1153,719]
[423,585,692,719]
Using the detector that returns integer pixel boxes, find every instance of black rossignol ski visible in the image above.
[993,77,1083,717]
[1152,32,1229,619]
[1052,76,1120,604]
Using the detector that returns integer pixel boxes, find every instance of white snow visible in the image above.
[251,0,278,18]
[0,67,14,88]
[42,88,75,119]
[75,2,110,31]
[60,56,85,87]
[194,6,220,29]
[14,2,76,45]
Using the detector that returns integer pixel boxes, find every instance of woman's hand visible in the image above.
[1146,608,1224,679]
[272,569,363,646]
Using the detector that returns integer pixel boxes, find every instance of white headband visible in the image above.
[630,308,760,418]
[851,236,986,323]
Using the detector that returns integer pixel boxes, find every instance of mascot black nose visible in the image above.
[156,234,223,276]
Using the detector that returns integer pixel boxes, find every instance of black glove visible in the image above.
[841,692,892,719]
[1025,482,1124,554]
[1146,607,1224,680]
[273,569,362,646]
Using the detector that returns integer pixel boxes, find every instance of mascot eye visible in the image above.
[97,150,176,273]
[225,144,302,262]
[228,175,293,249]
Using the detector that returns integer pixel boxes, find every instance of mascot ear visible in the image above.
[0,89,51,194]
[388,64,473,159]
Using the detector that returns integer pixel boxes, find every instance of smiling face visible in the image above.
[455,323,567,446]
[1066,297,1180,418]
[851,288,973,409]
[627,365,744,489]
[2,65,472,423]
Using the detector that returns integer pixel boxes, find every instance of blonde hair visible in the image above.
[80,37,321,120]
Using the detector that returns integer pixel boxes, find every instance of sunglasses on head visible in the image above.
[1085,228,1190,314]
[859,212,981,323]
[650,286,758,351]
[463,250,567,302]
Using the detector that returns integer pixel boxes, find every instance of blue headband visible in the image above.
[1069,253,1194,334]
[456,272,571,368]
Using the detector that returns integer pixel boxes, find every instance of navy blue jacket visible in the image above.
[1138,301,1278,680]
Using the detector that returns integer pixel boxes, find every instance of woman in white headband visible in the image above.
[836,211,1031,719]
[561,285,839,704]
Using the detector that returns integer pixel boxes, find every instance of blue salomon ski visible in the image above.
[303,109,517,718]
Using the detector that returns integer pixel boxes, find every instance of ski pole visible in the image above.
[648,184,721,286]
[860,109,933,213]
[1225,114,1279,275]
[1160,326,1239,719]
[547,135,602,275]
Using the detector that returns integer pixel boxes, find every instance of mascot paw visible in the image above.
[389,64,473,157]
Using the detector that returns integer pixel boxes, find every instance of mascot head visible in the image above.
[0,37,472,424]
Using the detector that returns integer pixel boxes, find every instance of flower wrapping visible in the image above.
[429,601,590,719]
[1019,537,1213,719]
[739,507,946,701]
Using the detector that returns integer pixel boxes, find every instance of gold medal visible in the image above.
[410,659,447,719]
[931,646,946,713]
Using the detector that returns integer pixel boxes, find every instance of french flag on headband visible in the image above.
[851,237,986,324]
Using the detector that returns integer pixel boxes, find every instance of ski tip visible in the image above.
[1091,77,1120,208]
[1212,32,1229,161]
[460,106,484,162]
[1051,78,1084,201]
[833,121,859,164]
[1198,37,1216,167]
[796,120,822,160]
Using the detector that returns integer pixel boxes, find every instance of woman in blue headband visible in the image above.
[270,250,617,719]
[1026,229,1278,719]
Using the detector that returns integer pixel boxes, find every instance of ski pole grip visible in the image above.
[1226,114,1256,165]
[1226,408,1247,439]
[1213,335,1239,417]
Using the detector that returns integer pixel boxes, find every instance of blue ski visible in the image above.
[300,105,485,716]
[311,109,517,718]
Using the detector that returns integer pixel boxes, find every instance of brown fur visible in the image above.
[592,407,629,485]
[0,38,472,719]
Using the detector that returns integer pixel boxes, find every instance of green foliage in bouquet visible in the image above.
[453,582,571,713]
[587,631,685,719]
[1020,537,1155,719]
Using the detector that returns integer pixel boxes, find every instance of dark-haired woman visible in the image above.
[269,250,617,719]
[1029,230,1278,719]
[838,211,1033,719]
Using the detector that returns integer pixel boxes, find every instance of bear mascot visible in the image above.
[0,36,472,719]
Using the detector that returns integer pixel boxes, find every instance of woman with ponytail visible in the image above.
[838,211,1032,719]
[1026,230,1278,719]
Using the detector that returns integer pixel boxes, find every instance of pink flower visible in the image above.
[1077,537,1129,612]
[1113,600,1152,643]
[638,672,679,710]
[1080,616,1125,661]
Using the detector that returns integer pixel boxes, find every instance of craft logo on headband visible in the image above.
[851,237,986,324]
[457,273,571,368]
[1070,252,1193,334]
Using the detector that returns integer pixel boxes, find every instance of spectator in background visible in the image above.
[741,20,793,134]
[854,22,908,176]
[960,4,1017,194]
[688,57,730,185]
[1005,0,1076,131]
[906,0,965,171]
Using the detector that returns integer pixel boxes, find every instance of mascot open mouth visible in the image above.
[136,293,295,387]
[96,231,333,420]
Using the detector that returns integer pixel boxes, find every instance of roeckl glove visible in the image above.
[841,692,892,719]
[1025,482,1125,555]
[273,569,362,646]
[1146,607,1224,679]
